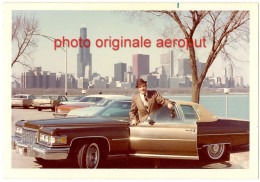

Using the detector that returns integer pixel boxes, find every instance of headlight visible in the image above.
[39,133,67,145]
[15,127,23,135]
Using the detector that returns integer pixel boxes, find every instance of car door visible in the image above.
[130,104,199,160]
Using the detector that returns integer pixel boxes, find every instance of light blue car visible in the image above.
[67,97,131,117]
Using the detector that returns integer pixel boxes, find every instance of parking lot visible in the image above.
[11,108,249,169]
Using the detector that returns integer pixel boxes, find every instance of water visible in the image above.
[166,94,249,120]
[67,94,250,120]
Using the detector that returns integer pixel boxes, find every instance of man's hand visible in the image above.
[131,120,138,126]
[167,103,174,110]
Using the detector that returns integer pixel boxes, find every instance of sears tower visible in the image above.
[77,26,92,80]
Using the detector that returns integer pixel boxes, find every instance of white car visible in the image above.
[12,94,36,109]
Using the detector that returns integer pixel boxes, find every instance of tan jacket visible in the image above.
[129,90,171,123]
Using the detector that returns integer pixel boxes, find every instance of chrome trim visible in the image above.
[111,138,129,141]
[12,136,69,160]
[70,136,111,152]
[198,132,248,136]
[130,137,195,142]
[33,144,69,160]
[174,104,184,121]
[202,143,230,148]
[53,113,67,118]
[129,153,199,160]
[108,154,128,160]
[23,127,38,132]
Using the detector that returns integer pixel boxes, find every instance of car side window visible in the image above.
[95,97,103,102]
[180,105,198,120]
[152,106,181,124]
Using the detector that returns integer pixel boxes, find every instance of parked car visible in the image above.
[11,94,36,109]
[32,95,68,111]
[53,95,127,118]
[12,100,249,168]
[71,95,86,101]
[66,97,131,118]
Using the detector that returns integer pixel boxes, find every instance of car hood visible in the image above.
[22,116,129,130]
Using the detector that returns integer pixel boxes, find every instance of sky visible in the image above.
[12,10,249,85]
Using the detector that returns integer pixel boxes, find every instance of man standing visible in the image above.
[129,78,174,125]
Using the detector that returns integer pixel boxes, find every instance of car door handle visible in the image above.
[186,129,195,132]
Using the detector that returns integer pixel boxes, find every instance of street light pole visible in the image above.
[224,88,231,117]
[65,42,68,96]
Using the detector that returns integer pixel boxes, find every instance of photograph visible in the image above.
[2,1,259,180]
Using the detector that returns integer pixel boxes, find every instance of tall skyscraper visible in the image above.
[227,64,233,79]
[132,54,149,79]
[178,58,191,76]
[77,26,92,80]
[160,50,174,77]
[114,62,127,82]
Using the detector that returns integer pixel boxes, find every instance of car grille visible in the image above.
[21,128,38,145]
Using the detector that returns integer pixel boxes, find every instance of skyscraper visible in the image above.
[227,64,233,79]
[114,62,127,82]
[160,50,174,77]
[132,54,149,79]
[77,26,92,80]
[178,58,191,76]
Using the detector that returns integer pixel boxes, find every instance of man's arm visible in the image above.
[129,96,139,125]
[154,91,174,110]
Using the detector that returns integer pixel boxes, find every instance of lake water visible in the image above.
[68,94,249,120]
[166,94,249,120]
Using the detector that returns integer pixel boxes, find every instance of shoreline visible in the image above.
[12,87,250,97]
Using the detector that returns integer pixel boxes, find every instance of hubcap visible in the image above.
[86,143,100,168]
[207,144,225,160]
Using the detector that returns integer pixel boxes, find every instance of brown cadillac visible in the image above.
[12,100,249,168]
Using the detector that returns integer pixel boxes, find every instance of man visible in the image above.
[129,78,174,125]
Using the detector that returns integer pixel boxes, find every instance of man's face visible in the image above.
[137,83,147,94]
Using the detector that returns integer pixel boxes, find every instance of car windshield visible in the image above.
[73,95,85,100]
[42,96,58,100]
[94,101,131,121]
[78,97,103,103]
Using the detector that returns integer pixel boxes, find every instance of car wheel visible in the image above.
[205,144,226,160]
[77,142,100,168]
[38,107,42,111]
[51,108,55,112]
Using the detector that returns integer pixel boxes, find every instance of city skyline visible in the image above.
[12,10,249,85]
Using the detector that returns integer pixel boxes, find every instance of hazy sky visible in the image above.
[12,10,249,85]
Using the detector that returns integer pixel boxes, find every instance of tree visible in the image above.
[12,13,40,68]
[144,11,249,103]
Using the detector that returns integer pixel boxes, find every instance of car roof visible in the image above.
[14,94,31,96]
[173,100,198,106]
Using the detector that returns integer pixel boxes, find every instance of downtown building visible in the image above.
[21,67,78,89]
[114,62,127,82]
[77,26,92,80]
[132,54,149,79]
[160,50,174,77]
